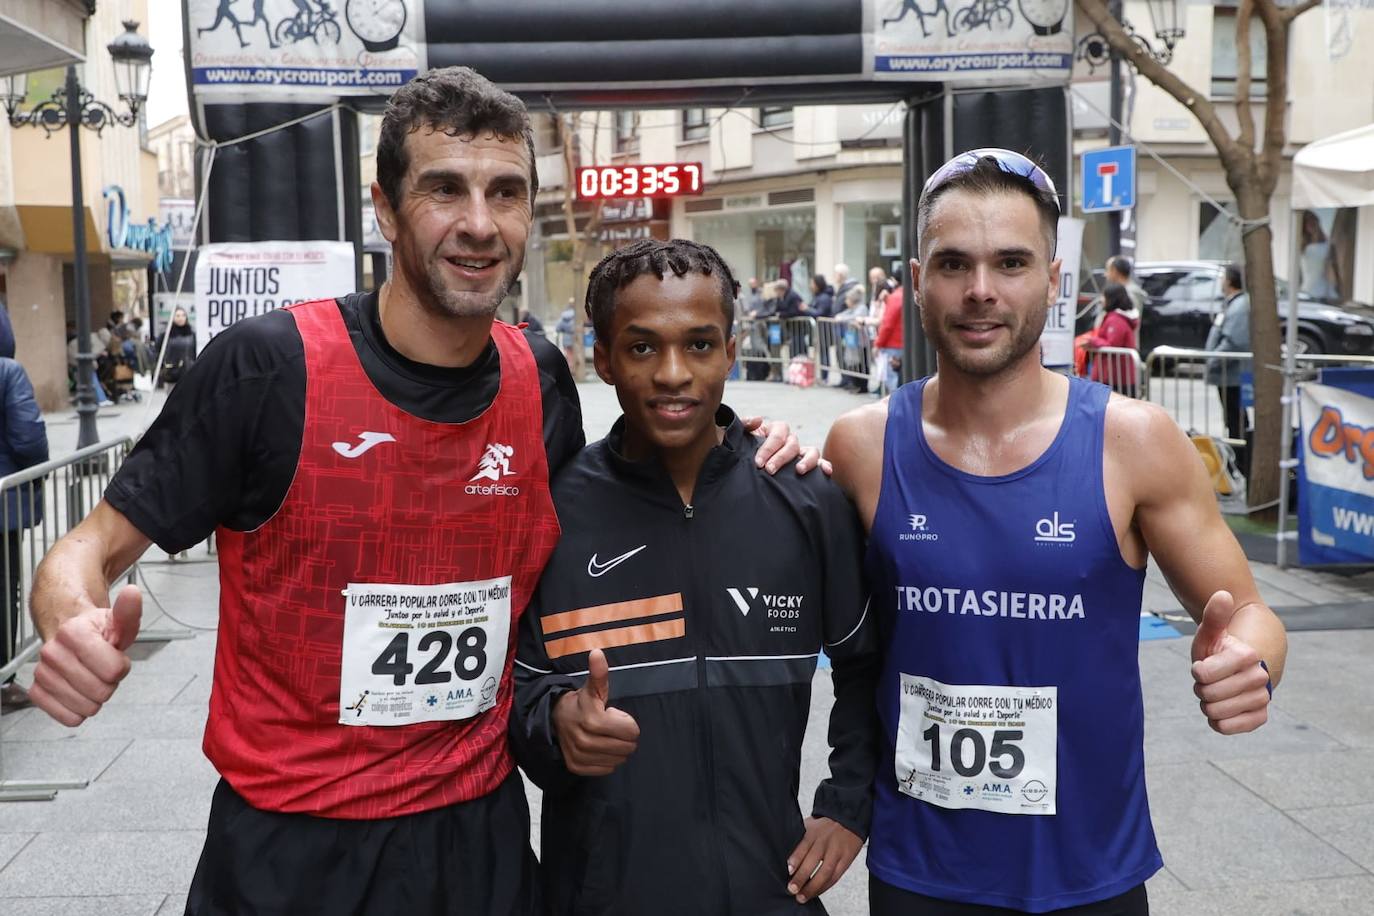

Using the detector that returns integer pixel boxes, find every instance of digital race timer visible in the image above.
[576,163,704,199]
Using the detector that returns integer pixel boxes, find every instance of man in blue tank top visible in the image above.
[825,149,1289,915]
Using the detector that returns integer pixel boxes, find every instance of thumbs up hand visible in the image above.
[551,648,641,776]
[30,584,143,727]
[1190,590,1271,735]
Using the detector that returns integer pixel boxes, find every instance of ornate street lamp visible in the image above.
[2,22,153,448]
[1076,0,1186,70]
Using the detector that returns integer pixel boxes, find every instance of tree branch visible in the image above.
[1235,0,1257,154]
[1281,0,1322,23]
[1254,0,1290,188]
[1075,0,1242,168]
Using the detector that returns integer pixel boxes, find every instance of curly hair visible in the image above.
[375,67,537,209]
[585,239,740,343]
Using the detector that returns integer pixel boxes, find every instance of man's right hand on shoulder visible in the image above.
[551,648,640,776]
[30,584,142,727]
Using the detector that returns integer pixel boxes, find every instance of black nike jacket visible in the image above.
[511,408,880,916]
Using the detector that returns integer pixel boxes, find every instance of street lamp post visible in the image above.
[2,22,153,448]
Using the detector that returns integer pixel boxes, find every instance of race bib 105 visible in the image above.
[895,674,1057,815]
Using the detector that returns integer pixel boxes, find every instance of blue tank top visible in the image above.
[865,376,1159,912]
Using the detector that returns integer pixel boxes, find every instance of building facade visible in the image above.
[0,0,160,410]
[1072,1,1374,305]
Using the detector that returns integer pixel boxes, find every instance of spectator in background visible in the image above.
[833,285,869,392]
[1087,282,1140,392]
[874,266,905,395]
[556,298,583,382]
[833,264,858,312]
[810,274,835,319]
[744,277,764,315]
[1205,263,1252,473]
[1105,255,1147,313]
[0,333,48,712]
[158,307,198,388]
[867,267,888,312]
[518,307,544,336]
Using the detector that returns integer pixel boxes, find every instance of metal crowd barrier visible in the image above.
[0,435,190,802]
[735,317,817,381]
[1144,346,1374,448]
[1082,346,1147,399]
[813,316,877,389]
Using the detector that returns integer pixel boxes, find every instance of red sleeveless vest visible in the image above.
[206,299,560,819]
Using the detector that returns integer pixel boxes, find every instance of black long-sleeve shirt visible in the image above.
[512,409,879,916]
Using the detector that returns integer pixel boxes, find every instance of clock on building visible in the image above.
[1017,0,1068,35]
[345,0,407,52]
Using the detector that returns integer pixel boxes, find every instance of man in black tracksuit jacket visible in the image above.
[511,239,879,916]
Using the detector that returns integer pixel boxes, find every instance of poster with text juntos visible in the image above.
[195,241,356,344]
[867,0,1072,82]
[186,0,424,99]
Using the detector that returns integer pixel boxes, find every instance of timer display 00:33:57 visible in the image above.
[576,163,704,199]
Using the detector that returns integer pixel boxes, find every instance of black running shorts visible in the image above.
[186,772,541,916]
[869,875,1148,916]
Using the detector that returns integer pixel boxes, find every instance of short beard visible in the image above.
[922,302,1048,377]
[416,253,523,320]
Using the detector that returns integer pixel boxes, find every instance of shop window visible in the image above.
[1299,208,1356,304]
[1198,202,1245,264]
[759,106,793,129]
[681,109,709,142]
[614,111,639,154]
[1211,7,1268,99]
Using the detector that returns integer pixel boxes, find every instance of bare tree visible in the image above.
[558,113,605,308]
[1076,0,1322,514]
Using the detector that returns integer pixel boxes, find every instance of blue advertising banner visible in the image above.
[1298,380,1374,564]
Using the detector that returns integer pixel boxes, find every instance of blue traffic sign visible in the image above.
[1081,145,1136,213]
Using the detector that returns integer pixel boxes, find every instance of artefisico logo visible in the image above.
[466,443,520,495]
[900,512,939,542]
[1033,511,1076,544]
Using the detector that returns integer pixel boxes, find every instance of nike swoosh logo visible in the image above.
[332,431,397,459]
[587,545,647,578]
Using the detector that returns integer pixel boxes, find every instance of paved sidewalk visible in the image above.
[0,380,1370,915]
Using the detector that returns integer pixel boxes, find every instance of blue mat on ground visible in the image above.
[1139,613,1183,641]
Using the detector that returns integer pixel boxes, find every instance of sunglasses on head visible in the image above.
[921,148,1060,211]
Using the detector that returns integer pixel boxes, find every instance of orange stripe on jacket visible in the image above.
[544,618,687,659]
[543,593,684,635]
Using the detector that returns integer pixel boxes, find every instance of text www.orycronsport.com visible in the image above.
[196,67,410,88]
[880,53,1069,72]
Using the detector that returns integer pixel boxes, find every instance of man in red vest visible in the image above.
[23,67,806,915]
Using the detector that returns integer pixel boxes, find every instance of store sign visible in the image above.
[159,198,197,250]
[186,0,425,98]
[194,241,355,344]
[1040,217,1082,368]
[104,185,175,272]
[867,0,1073,83]
[600,198,652,222]
[599,226,653,243]
[836,103,904,142]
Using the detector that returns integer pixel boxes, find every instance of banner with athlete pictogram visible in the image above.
[186,0,425,98]
[867,0,1073,82]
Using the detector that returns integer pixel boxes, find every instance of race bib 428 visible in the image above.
[338,577,512,727]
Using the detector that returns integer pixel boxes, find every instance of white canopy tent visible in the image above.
[1277,123,1374,566]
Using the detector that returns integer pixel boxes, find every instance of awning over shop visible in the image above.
[1292,123,1374,210]
[16,204,103,256]
[0,11,84,79]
